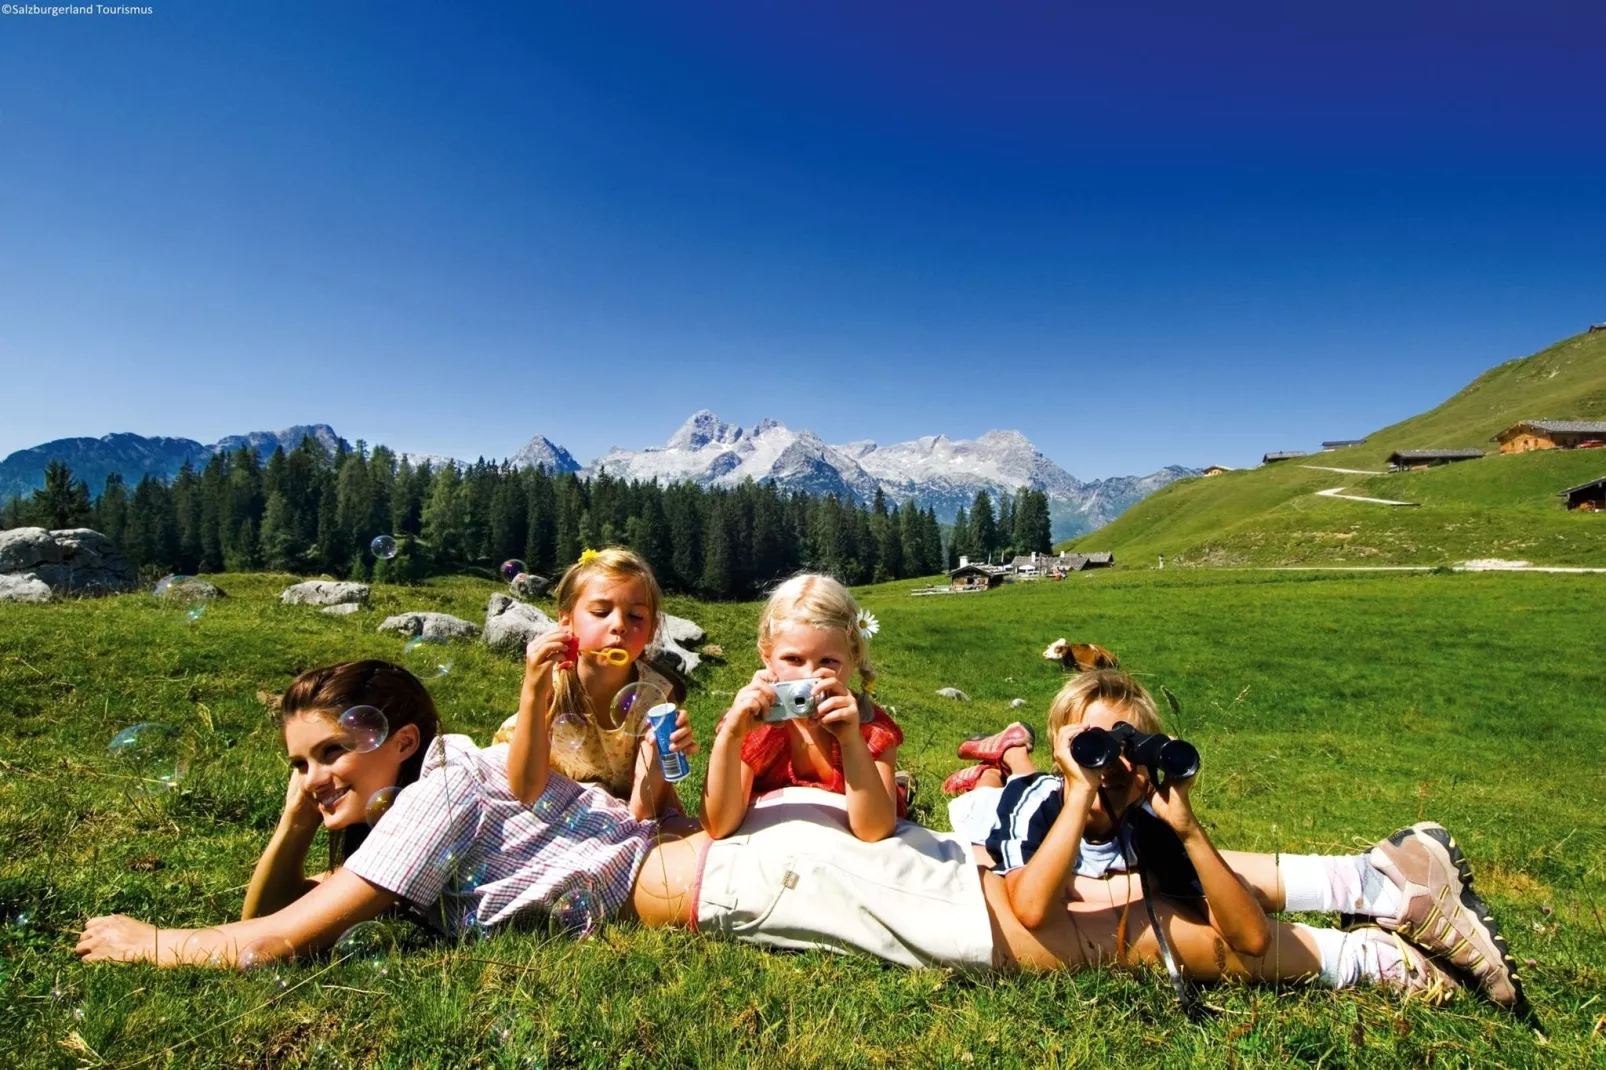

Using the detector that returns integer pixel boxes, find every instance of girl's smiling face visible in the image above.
[560,575,655,661]
[764,622,856,684]
[284,711,419,830]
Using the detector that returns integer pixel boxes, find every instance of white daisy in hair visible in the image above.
[856,609,880,641]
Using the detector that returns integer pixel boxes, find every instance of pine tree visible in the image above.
[28,460,94,530]
[260,489,295,572]
[950,506,971,566]
[421,464,466,566]
[664,485,701,591]
[1017,489,1053,554]
[877,502,904,581]
[95,473,129,548]
[699,495,735,599]
[970,489,998,561]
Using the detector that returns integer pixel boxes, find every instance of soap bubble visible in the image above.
[550,712,591,754]
[186,603,207,623]
[441,846,489,896]
[548,879,601,940]
[153,574,190,598]
[365,786,400,825]
[501,559,527,582]
[107,723,187,793]
[337,706,388,753]
[403,636,453,678]
[240,935,295,988]
[370,534,399,560]
[608,680,668,739]
[333,921,395,977]
[181,929,230,966]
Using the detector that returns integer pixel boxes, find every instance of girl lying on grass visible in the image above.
[701,574,908,842]
[945,671,1527,1013]
[493,547,695,820]
[78,656,1517,1019]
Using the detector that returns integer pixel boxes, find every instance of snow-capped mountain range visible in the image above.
[580,410,1195,539]
[1,413,1196,539]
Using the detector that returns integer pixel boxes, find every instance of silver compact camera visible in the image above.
[765,678,820,722]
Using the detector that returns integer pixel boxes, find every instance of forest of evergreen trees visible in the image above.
[1,438,1055,600]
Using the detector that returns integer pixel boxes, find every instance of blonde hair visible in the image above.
[550,547,664,731]
[1045,669,1161,740]
[756,573,876,692]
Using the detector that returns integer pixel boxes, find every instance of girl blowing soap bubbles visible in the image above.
[701,573,906,842]
[500,547,697,821]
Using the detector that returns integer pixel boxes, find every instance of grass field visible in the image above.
[1070,329,1606,568]
[3,569,1605,1067]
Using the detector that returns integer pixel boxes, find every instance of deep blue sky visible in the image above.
[2,1,1603,477]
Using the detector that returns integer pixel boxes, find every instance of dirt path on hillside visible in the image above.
[1314,486,1419,506]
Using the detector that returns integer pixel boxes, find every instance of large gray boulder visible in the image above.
[379,611,479,640]
[280,581,370,607]
[0,573,54,603]
[509,572,552,600]
[0,527,138,597]
[659,613,706,647]
[484,594,557,653]
[647,613,707,675]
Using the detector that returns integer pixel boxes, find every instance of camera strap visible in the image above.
[1111,793,1214,1024]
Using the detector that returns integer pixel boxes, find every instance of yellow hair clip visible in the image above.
[578,548,600,564]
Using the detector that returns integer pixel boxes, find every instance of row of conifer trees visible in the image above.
[2,439,1055,599]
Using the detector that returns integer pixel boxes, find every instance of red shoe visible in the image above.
[958,722,1035,764]
[942,764,993,796]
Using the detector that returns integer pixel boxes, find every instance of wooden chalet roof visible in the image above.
[1262,451,1307,462]
[949,562,1010,578]
[1493,420,1606,440]
[1558,476,1606,496]
[1387,449,1484,464]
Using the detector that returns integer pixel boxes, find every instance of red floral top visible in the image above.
[738,702,907,817]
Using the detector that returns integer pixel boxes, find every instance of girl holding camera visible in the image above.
[700,573,906,842]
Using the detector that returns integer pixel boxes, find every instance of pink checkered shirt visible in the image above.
[344,735,654,932]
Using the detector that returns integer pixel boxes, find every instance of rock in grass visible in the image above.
[0,527,138,596]
[322,603,362,617]
[659,613,706,646]
[379,612,479,640]
[484,594,557,653]
[0,573,53,603]
[509,572,552,600]
[1010,698,1027,709]
[647,615,706,675]
[936,687,970,701]
[155,577,226,601]
[280,581,369,607]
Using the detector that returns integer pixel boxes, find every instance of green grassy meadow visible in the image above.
[3,570,1605,1067]
[1072,329,1606,567]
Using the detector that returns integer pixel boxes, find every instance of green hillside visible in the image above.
[1070,329,1606,566]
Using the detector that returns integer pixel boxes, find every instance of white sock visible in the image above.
[1279,853,1403,917]
[1294,924,1415,990]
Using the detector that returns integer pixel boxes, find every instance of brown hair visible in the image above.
[549,547,663,723]
[1044,669,1162,740]
[756,573,876,693]
[280,659,442,865]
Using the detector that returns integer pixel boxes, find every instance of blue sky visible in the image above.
[1,1,1603,477]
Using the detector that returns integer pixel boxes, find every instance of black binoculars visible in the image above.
[1070,721,1200,783]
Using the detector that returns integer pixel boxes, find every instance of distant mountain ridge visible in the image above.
[3,415,1194,540]
[583,410,1196,539]
[0,425,344,502]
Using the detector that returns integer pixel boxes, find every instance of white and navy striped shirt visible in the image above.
[344,735,654,933]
